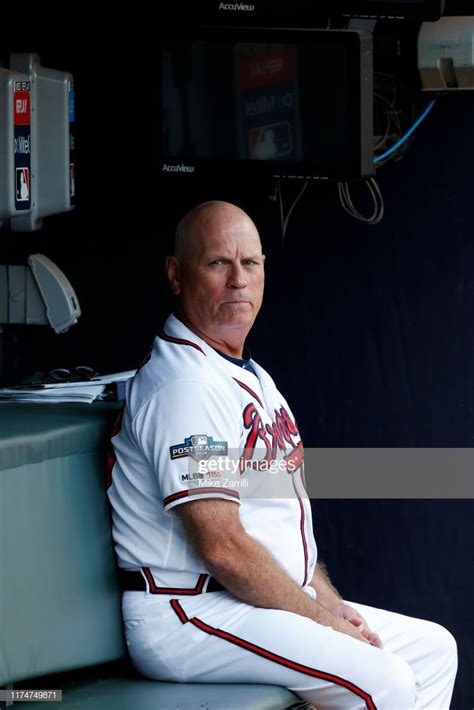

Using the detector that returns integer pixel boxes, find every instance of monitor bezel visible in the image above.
[158,26,374,182]
[339,0,445,21]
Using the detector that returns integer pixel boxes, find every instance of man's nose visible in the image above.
[227,263,247,288]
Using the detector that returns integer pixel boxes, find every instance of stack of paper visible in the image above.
[0,370,137,404]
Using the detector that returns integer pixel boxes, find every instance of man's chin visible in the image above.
[217,314,255,330]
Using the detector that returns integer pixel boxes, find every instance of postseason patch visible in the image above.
[170,435,228,462]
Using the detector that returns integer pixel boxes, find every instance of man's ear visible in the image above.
[165,256,181,295]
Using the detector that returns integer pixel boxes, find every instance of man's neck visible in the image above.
[173,311,247,358]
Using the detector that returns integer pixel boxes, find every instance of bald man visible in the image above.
[107,201,457,709]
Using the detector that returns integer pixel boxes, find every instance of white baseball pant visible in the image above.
[122,590,457,709]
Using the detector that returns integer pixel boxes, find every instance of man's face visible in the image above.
[170,209,265,342]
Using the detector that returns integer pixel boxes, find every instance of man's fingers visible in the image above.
[364,630,384,648]
[333,605,384,648]
[341,608,384,649]
[355,623,384,649]
[371,636,384,649]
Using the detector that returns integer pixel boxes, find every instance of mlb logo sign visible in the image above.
[16,167,30,202]
[249,122,292,160]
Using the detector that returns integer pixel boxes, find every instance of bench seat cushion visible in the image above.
[21,675,300,709]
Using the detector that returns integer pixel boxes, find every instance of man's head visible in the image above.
[166,201,265,357]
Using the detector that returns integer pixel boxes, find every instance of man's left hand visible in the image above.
[328,603,383,649]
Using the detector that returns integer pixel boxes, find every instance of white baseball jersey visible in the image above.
[107,313,317,591]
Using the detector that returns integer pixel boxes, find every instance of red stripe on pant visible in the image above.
[169,599,377,710]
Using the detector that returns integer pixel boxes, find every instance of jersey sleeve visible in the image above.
[132,379,242,513]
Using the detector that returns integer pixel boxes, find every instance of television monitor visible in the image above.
[158,26,374,182]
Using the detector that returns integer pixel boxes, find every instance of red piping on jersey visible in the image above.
[159,330,206,355]
[169,600,377,710]
[233,378,263,408]
[284,442,304,472]
[291,466,309,587]
[143,568,208,595]
[164,487,240,507]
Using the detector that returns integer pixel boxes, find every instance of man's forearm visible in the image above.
[180,501,367,643]
[206,532,323,620]
[309,560,342,608]
[205,534,362,642]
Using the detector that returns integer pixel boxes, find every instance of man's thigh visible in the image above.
[125,591,416,709]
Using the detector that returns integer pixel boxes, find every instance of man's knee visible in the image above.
[427,622,458,671]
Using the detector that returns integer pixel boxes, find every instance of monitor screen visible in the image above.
[158,27,374,181]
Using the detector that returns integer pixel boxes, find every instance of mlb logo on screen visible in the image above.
[16,167,30,202]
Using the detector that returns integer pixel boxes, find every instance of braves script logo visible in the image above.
[242,404,303,469]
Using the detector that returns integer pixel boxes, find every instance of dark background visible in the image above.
[1,5,473,708]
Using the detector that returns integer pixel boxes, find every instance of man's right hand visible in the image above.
[327,603,383,648]
[311,603,373,645]
[328,614,373,645]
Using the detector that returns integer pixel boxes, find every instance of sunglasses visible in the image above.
[42,366,99,384]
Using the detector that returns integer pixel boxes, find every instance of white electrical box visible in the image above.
[9,53,75,231]
[0,54,75,231]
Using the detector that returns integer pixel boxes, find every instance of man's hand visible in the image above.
[328,603,383,649]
